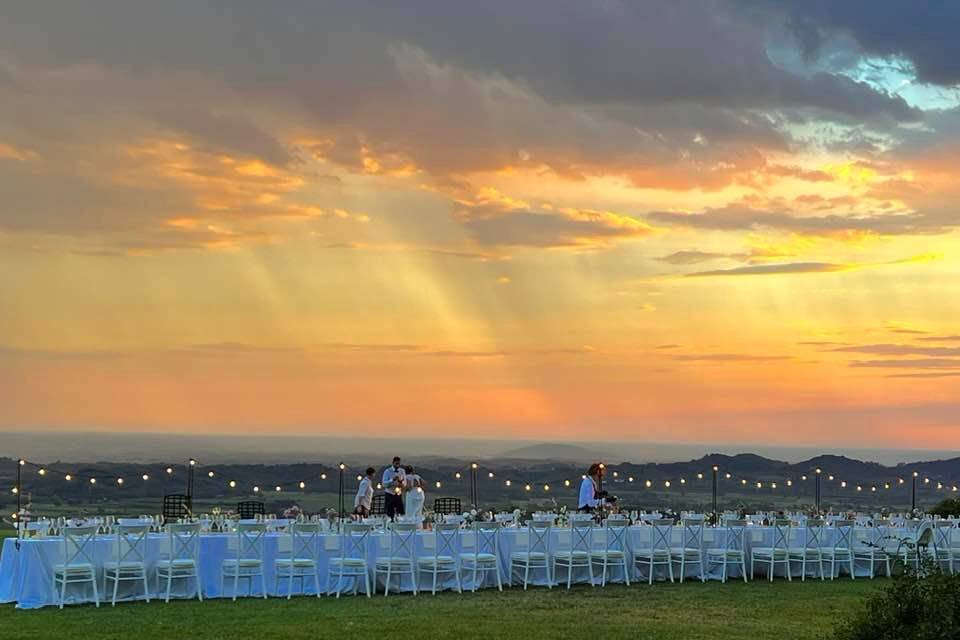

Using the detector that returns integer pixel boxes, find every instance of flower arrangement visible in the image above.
[282,504,303,520]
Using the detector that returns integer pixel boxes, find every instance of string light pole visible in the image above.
[815,468,822,514]
[186,458,197,512]
[911,471,918,512]
[15,459,24,543]
[338,463,346,517]
[711,465,719,516]
[469,463,479,509]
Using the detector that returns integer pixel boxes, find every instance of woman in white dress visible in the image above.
[403,465,426,520]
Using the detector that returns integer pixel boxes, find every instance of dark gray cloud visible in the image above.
[851,358,960,370]
[684,262,848,277]
[649,205,959,236]
[832,344,960,357]
[755,1,960,86]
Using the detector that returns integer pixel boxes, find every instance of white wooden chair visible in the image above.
[670,517,705,583]
[53,525,100,608]
[788,518,825,581]
[275,521,322,598]
[751,519,792,581]
[554,520,595,589]
[328,523,373,598]
[852,520,891,579]
[928,521,955,573]
[460,521,503,592]
[375,522,419,596]
[706,519,748,582]
[821,519,855,579]
[510,521,552,589]
[591,518,630,586]
[104,523,151,606]
[221,522,267,600]
[634,519,675,584]
[156,521,202,602]
[417,522,462,594]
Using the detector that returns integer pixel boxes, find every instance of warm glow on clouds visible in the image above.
[1,1,959,447]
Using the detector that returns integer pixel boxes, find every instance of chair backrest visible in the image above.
[933,521,954,552]
[432,522,461,559]
[680,517,705,550]
[234,522,267,561]
[523,521,552,555]
[236,501,265,520]
[567,519,594,554]
[387,522,418,561]
[434,497,462,515]
[830,519,854,551]
[771,518,792,550]
[114,523,150,566]
[470,521,501,558]
[164,522,201,564]
[61,525,99,567]
[800,518,825,550]
[162,494,191,524]
[284,521,321,561]
[721,520,747,552]
[646,518,674,552]
[604,518,630,553]
[340,523,373,561]
[370,493,387,516]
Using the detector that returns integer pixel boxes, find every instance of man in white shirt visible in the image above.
[382,456,406,520]
[353,467,376,517]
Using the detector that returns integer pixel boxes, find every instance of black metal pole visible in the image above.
[911,473,917,512]
[186,459,196,513]
[712,465,719,516]
[815,469,822,514]
[470,463,478,508]
[16,459,22,535]
[338,463,345,517]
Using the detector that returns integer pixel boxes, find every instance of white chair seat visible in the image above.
[54,563,94,574]
[275,558,316,567]
[330,557,367,567]
[590,550,625,558]
[752,547,788,557]
[554,550,590,559]
[157,559,197,569]
[376,556,415,566]
[670,547,702,557]
[104,561,146,572]
[460,552,497,562]
[706,548,744,557]
[418,555,456,565]
[635,549,670,557]
[788,548,821,556]
[222,558,263,568]
[511,551,548,560]
[821,548,852,557]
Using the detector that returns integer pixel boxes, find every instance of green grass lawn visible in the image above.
[0,579,879,640]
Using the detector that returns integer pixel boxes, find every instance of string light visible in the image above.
[275,486,281,492]
[505,480,512,487]
[786,480,793,487]
[116,478,124,485]
[320,473,327,480]
[142,474,149,481]
[89,478,96,485]
[612,471,619,478]
[65,474,72,481]
[628,476,635,483]
[899,478,905,484]
[841,481,847,488]
[756,482,762,489]
[488,472,494,478]
[376,483,382,490]
[543,484,550,491]
[924,477,931,484]
[644,480,652,488]
[524,484,531,492]
[741,479,747,486]
[338,463,345,471]
[856,485,862,492]
[563,480,570,487]
[356,475,362,482]
[697,473,704,480]
[871,486,877,492]
[10,487,18,495]
[471,463,478,470]
[455,472,462,480]
[801,475,807,481]
[253,486,260,493]
[725,473,731,479]
[664,481,671,488]
[38,468,46,476]
[680,478,686,485]
[166,467,173,475]
[207,471,214,478]
[298,481,306,490]
[435,481,442,489]
[229,480,237,488]
[828,475,835,481]
[771,482,777,489]
[884,483,890,489]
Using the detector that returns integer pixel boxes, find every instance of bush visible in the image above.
[835,567,960,640]
[929,498,960,518]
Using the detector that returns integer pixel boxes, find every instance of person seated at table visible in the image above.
[353,467,376,518]
[579,463,608,513]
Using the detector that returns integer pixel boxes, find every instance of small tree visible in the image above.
[929,498,960,518]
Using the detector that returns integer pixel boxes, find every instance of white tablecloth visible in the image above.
[0,525,910,608]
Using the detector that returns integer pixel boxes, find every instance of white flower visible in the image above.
[470,509,478,517]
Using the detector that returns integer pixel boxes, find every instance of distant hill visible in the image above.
[498,442,608,461]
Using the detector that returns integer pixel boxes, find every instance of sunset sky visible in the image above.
[1,1,959,449]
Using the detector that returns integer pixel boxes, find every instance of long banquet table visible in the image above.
[0,524,911,609]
